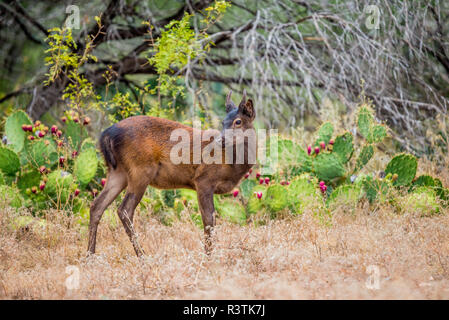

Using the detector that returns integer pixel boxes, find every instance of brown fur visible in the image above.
[88,91,256,256]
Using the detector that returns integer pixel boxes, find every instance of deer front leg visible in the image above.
[196,186,216,254]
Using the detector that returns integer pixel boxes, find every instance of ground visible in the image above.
[1,202,449,300]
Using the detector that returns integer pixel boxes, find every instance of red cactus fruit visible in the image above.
[232,190,239,197]
[72,151,78,158]
[244,173,250,179]
[320,141,326,150]
[39,166,46,174]
[256,192,263,199]
[28,135,35,141]
[329,139,334,145]
[83,117,91,125]
[38,131,45,138]
[74,189,80,197]
[31,186,37,194]
[73,117,79,123]
[307,145,312,155]
[39,182,46,191]
[57,140,63,147]
[256,172,261,179]
[61,116,67,123]
[34,120,41,127]
[101,178,107,187]
[22,124,28,132]
[51,125,58,134]
[59,156,65,165]
[92,188,98,197]
[319,181,325,187]
[259,178,264,184]
[264,177,270,184]
[56,130,62,138]
[314,147,320,155]
[249,168,253,174]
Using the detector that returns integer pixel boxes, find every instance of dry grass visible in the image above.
[1,200,449,300]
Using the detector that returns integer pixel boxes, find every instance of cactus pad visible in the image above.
[66,120,87,150]
[45,170,74,196]
[17,170,41,193]
[247,185,266,214]
[74,148,98,186]
[240,178,257,198]
[5,110,32,153]
[370,125,387,143]
[0,185,24,208]
[265,184,289,213]
[354,144,374,172]
[327,184,362,210]
[404,187,440,216]
[385,153,417,186]
[0,147,20,176]
[312,153,345,182]
[333,132,354,163]
[357,105,374,141]
[314,122,334,147]
[29,139,58,168]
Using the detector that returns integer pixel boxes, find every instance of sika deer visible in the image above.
[88,90,256,256]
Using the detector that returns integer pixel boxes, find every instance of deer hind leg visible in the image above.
[117,180,147,257]
[88,168,127,255]
[196,184,216,254]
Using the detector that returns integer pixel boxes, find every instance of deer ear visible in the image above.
[240,99,255,120]
[225,90,235,113]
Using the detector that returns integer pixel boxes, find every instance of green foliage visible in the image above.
[362,176,392,203]
[0,185,24,208]
[216,199,246,225]
[5,110,32,152]
[403,187,440,216]
[385,153,417,187]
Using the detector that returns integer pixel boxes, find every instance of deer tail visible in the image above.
[99,128,118,170]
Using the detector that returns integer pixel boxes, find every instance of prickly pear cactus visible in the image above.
[265,184,289,213]
[66,119,87,150]
[81,138,97,151]
[333,132,354,163]
[240,179,257,198]
[327,184,362,210]
[287,177,317,214]
[362,175,392,203]
[74,148,98,186]
[356,104,387,143]
[0,172,4,185]
[385,153,417,187]
[5,110,32,152]
[29,139,58,168]
[312,153,345,182]
[371,125,387,143]
[0,146,20,176]
[45,170,74,196]
[403,186,440,216]
[215,199,246,225]
[354,144,374,173]
[314,122,334,147]
[357,105,374,141]
[411,175,441,189]
[17,170,41,193]
[247,185,266,214]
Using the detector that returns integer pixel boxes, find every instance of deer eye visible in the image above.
[234,119,242,126]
